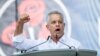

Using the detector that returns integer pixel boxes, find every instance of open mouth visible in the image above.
[55,29,60,31]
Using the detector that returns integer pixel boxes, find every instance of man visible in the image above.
[13,11,82,52]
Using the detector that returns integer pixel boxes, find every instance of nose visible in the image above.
[56,22,60,27]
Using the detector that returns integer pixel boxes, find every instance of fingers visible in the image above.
[20,14,29,21]
[20,14,29,19]
[18,14,30,23]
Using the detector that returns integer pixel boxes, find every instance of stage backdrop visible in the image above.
[0,0,100,56]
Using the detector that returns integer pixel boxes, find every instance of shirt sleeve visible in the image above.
[12,34,38,50]
[12,34,24,43]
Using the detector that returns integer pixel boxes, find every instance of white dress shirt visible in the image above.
[12,34,82,52]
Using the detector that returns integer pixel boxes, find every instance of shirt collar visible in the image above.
[47,35,66,43]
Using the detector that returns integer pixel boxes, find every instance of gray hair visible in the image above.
[46,11,64,23]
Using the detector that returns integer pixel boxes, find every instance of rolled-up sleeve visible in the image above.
[12,34,37,50]
[12,34,26,50]
[12,34,24,43]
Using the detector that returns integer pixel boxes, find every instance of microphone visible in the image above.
[21,36,50,53]
[59,41,78,56]
[56,34,75,49]
[59,41,75,49]
[56,34,78,56]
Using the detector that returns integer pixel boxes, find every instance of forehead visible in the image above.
[48,14,63,21]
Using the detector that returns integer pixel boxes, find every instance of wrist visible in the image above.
[17,21,24,24]
[16,21,24,27]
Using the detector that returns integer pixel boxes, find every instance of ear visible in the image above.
[64,23,65,27]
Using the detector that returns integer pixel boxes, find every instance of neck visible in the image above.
[51,33,64,43]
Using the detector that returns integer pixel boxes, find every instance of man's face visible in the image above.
[46,14,65,37]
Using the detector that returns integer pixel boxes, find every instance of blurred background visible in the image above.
[0,0,100,56]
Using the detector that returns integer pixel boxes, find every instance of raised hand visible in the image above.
[18,14,30,24]
[14,14,30,36]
